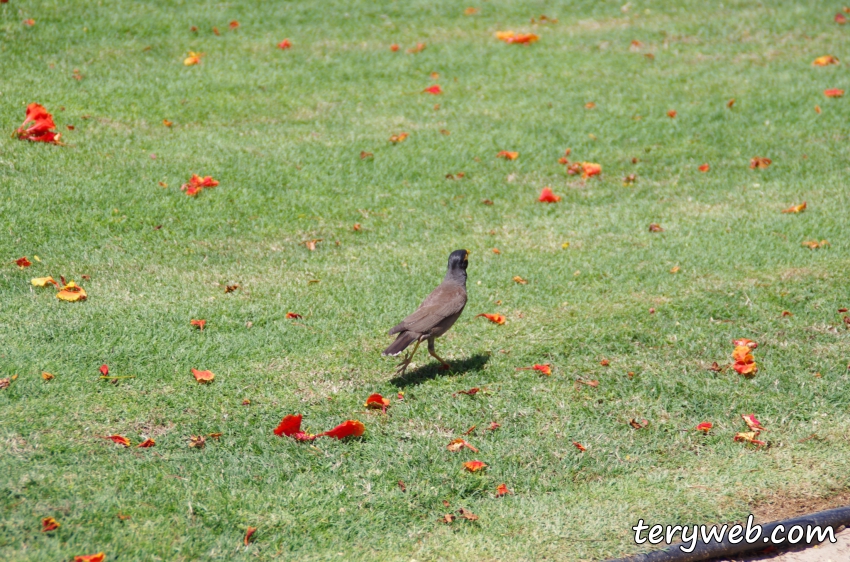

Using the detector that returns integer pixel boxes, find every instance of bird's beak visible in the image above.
[464,250,470,261]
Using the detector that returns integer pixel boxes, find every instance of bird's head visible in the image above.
[447,249,469,276]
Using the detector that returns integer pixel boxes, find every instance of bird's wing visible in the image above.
[391,284,467,335]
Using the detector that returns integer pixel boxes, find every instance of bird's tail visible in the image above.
[382,332,418,356]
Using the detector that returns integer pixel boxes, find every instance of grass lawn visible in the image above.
[2,0,850,560]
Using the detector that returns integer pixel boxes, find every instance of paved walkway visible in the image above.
[717,527,849,562]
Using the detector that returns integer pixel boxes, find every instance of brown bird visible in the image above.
[383,249,469,375]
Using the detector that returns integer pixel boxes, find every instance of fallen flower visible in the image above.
[278,39,292,49]
[578,162,602,179]
[191,368,215,383]
[390,44,399,52]
[824,88,844,98]
[74,554,105,562]
[137,438,155,448]
[497,150,519,160]
[184,51,204,66]
[423,85,442,95]
[57,281,87,302]
[14,103,61,144]
[285,312,302,319]
[512,275,528,284]
[190,319,206,330]
[439,513,456,524]
[734,431,766,447]
[496,483,512,496]
[320,420,365,439]
[389,132,408,143]
[42,517,60,532]
[181,174,218,196]
[476,313,505,325]
[456,388,480,396]
[42,372,54,381]
[801,239,829,249]
[629,418,649,429]
[781,202,806,214]
[648,223,664,232]
[274,414,316,441]
[732,338,758,349]
[572,441,586,452]
[742,413,765,431]
[487,422,501,431]
[365,393,390,410]
[100,364,109,376]
[496,31,539,44]
[538,186,561,203]
[667,109,677,118]
[447,438,479,453]
[23,19,36,26]
[696,422,713,434]
[229,20,239,30]
[698,163,710,172]
[458,507,479,521]
[225,284,239,293]
[812,55,839,66]
[463,460,487,472]
[516,364,552,376]
[750,157,772,169]
[104,435,130,447]
[189,435,206,449]
[16,257,32,268]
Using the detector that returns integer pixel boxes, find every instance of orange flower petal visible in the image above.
[190,319,206,330]
[285,312,302,319]
[16,257,32,268]
[750,157,771,169]
[734,431,766,447]
[423,85,442,95]
[74,554,105,562]
[320,420,365,439]
[447,438,479,453]
[191,368,215,383]
[137,438,155,448]
[42,517,60,532]
[572,441,586,452]
[274,414,303,437]
[229,20,239,30]
[812,55,839,66]
[496,483,512,496]
[184,52,203,66]
[463,460,487,472]
[648,223,664,232]
[476,313,505,325]
[824,88,844,98]
[698,163,710,172]
[57,281,87,302]
[278,39,292,50]
[389,132,409,143]
[244,527,257,545]
[667,109,677,118]
[696,422,713,433]
[496,150,519,160]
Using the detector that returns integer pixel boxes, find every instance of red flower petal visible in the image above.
[137,438,156,448]
[320,420,365,439]
[538,187,561,203]
[274,414,303,437]
[104,435,130,447]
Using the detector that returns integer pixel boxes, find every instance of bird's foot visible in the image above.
[439,363,451,371]
[395,355,414,376]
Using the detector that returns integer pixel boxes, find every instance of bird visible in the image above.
[383,249,469,376]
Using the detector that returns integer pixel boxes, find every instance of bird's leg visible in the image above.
[428,337,451,370]
[395,340,421,376]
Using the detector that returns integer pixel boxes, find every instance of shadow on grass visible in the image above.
[390,353,490,388]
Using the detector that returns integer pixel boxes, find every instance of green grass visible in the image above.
[2,0,850,560]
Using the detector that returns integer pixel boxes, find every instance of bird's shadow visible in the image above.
[389,353,490,388]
